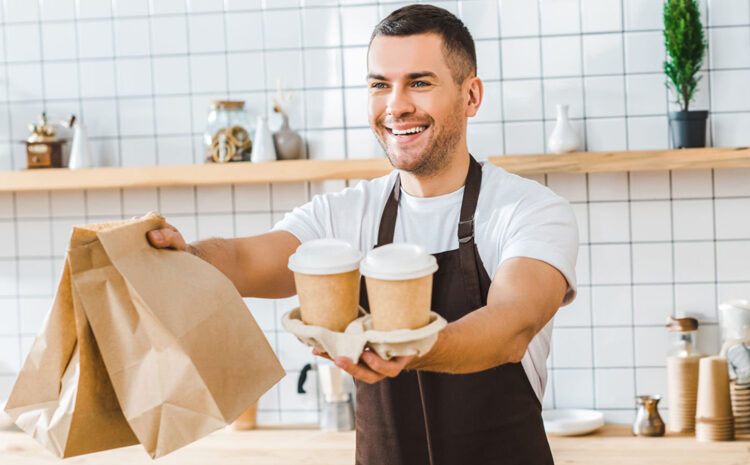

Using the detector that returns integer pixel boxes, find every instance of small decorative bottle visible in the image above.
[251,116,277,163]
[548,104,581,154]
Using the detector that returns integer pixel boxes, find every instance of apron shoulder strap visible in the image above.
[376,174,400,247]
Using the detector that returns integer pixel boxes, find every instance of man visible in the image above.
[147,5,578,464]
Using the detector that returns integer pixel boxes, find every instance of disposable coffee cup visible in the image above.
[360,243,438,331]
[288,239,362,332]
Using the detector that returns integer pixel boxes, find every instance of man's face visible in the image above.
[367,33,467,177]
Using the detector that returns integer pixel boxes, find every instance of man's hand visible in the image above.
[313,348,415,384]
[134,212,193,254]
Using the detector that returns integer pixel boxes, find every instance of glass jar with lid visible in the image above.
[204,100,252,163]
[666,316,699,357]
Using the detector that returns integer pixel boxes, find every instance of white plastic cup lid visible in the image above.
[359,243,438,281]
[288,238,362,275]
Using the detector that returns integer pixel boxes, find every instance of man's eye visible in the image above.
[412,81,430,88]
[371,82,388,89]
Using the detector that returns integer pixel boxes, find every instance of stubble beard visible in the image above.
[375,102,464,179]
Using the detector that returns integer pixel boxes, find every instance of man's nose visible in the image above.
[386,87,415,118]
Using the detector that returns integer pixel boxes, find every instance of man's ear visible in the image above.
[464,76,483,118]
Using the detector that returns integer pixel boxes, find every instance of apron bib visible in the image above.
[355,156,554,465]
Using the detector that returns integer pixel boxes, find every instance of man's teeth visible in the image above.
[391,126,426,136]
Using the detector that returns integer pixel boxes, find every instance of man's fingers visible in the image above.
[147,228,187,251]
[312,348,333,361]
[361,351,414,378]
[335,357,385,384]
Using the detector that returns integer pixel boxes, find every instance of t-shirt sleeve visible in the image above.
[499,196,579,306]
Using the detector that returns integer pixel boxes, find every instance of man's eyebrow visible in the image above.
[366,71,439,81]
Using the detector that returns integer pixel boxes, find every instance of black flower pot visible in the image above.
[669,110,708,148]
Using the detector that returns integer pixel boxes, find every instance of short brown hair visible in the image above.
[370,4,477,83]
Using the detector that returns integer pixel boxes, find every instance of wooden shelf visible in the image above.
[1,147,749,192]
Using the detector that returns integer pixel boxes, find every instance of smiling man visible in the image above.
[146,4,578,465]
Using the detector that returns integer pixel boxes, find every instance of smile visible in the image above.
[390,126,427,136]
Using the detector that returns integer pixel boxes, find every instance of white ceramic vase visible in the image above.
[548,104,581,154]
[68,123,93,169]
[251,116,277,163]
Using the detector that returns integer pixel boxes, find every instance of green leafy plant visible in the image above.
[663,0,706,112]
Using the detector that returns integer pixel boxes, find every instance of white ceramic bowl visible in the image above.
[542,409,605,436]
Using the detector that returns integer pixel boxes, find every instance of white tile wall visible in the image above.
[1,0,749,426]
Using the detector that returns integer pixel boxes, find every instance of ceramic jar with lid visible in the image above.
[204,100,252,163]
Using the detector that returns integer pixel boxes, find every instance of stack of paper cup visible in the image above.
[360,243,438,331]
[695,356,734,441]
[288,239,363,332]
[667,354,704,432]
[730,381,750,434]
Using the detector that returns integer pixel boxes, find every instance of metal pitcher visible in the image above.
[633,395,665,437]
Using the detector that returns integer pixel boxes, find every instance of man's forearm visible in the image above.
[407,303,537,373]
[188,237,248,291]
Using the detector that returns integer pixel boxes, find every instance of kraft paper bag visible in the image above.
[4,214,285,458]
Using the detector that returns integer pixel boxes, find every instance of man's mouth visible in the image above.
[384,124,430,142]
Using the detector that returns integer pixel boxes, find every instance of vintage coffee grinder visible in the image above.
[23,113,74,169]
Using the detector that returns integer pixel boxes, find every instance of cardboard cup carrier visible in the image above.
[283,241,446,361]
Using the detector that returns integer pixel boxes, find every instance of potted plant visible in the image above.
[663,0,708,148]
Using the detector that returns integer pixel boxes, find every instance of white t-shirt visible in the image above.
[273,161,579,402]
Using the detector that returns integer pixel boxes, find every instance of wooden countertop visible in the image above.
[1,425,749,464]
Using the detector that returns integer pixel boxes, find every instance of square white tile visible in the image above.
[502,79,543,121]
[474,81,502,123]
[6,64,43,102]
[304,49,343,88]
[582,33,624,75]
[343,46,368,87]
[585,118,627,152]
[624,31,664,73]
[6,24,40,62]
[305,129,345,160]
[302,7,340,48]
[710,70,750,112]
[708,0,750,26]
[341,5,378,47]
[82,99,118,138]
[120,137,157,167]
[589,202,630,243]
[503,121,545,155]
[710,27,750,69]
[0,298,19,336]
[187,0,225,13]
[40,0,75,20]
[18,259,54,296]
[197,213,234,239]
[0,222,15,258]
[234,184,271,213]
[245,297,276,331]
[271,183,308,211]
[265,50,304,90]
[675,283,717,322]
[673,241,715,283]
[122,188,158,216]
[547,173,588,202]
[571,203,589,243]
[51,217,84,257]
[467,122,503,159]
[592,285,632,326]
[151,56,190,95]
[86,189,122,217]
[499,0,539,37]
[626,74,667,116]
[346,128,384,159]
[501,38,541,80]
[42,22,77,61]
[584,76,626,118]
[632,284,673,325]
[79,60,117,98]
[188,13,225,53]
[15,192,50,219]
[153,96,191,136]
[112,0,149,16]
[159,187,196,215]
[624,0,664,30]
[16,220,52,258]
[552,327,593,368]
[76,0,112,18]
[0,260,17,296]
[595,368,635,409]
[671,169,712,199]
[166,215,197,244]
[226,11,263,51]
[118,98,155,136]
[553,368,594,408]
[19,296,51,335]
[588,172,629,201]
[672,199,713,241]
[150,15,189,55]
[716,241,750,280]
[475,39,500,81]
[630,201,671,242]
[0,336,21,372]
[227,52,266,92]
[636,367,668,403]
[593,328,634,367]
[628,116,669,151]
[196,186,233,214]
[590,243,631,285]
[190,54,228,93]
[539,0,580,35]
[5,0,39,22]
[581,0,622,33]
[712,113,750,148]
[235,212,273,238]
[305,89,344,129]
[577,245,590,286]
[264,9,302,49]
[115,58,153,96]
[77,20,114,59]
[715,198,750,240]
[632,242,672,283]
[714,168,750,197]
[634,326,669,366]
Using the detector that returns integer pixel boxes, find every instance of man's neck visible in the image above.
[398,150,471,198]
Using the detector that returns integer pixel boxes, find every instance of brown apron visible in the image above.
[355,156,554,465]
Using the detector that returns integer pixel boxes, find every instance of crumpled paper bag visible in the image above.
[4,214,285,458]
[281,307,447,361]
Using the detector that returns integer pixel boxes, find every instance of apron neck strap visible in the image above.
[375,155,483,248]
